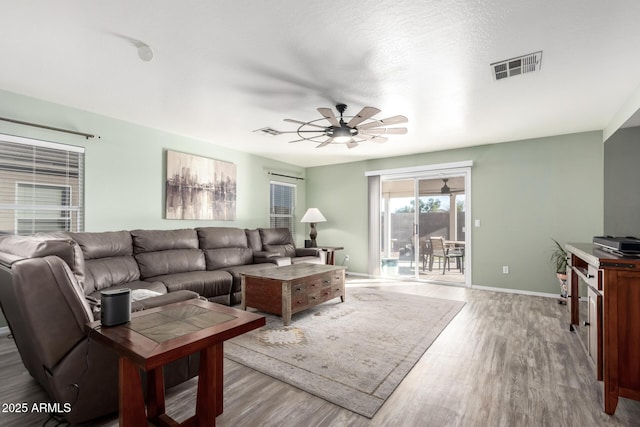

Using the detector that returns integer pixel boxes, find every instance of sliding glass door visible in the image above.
[380,178,417,277]
[378,170,469,284]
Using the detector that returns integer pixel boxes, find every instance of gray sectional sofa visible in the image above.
[0,226,323,424]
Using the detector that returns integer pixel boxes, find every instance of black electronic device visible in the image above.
[593,236,640,255]
[100,288,131,326]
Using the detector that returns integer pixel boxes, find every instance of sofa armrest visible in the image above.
[253,251,282,264]
[295,248,322,257]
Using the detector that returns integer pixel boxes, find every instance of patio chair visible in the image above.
[429,236,464,274]
[420,236,432,271]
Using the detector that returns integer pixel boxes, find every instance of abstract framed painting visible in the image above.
[165,150,236,220]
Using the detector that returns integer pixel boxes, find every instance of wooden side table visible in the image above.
[316,246,344,265]
[86,299,265,427]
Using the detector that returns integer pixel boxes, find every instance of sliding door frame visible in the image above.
[366,161,473,286]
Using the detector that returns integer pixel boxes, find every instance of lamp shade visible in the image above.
[300,208,326,223]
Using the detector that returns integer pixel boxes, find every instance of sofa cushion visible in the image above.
[146,270,232,302]
[68,231,133,260]
[259,228,297,257]
[68,231,139,294]
[245,229,262,252]
[196,227,247,249]
[84,257,141,292]
[203,248,253,270]
[131,229,199,253]
[135,249,205,279]
[196,227,253,269]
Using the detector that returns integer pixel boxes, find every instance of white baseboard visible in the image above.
[472,285,559,299]
[346,271,559,299]
[345,272,370,278]
[0,326,10,336]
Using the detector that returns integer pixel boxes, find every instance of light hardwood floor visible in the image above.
[1,279,639,426]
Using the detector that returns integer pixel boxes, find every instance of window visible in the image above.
[0,134,84,235]
[269,181,296,234]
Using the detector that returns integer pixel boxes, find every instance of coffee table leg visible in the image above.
[196,343,224,425]
[282,282,292,326]
[119,357,147,427]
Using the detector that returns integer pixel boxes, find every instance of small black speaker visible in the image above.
[101,288,131,326]
[304,239,312,248]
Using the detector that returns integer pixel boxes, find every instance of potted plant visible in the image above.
[550,238,568,303]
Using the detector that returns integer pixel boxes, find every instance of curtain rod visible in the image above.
[0,116,98,140]
[268,172,304,180]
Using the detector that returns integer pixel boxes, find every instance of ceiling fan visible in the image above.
[440,178,465,194]
[281,104,408,149]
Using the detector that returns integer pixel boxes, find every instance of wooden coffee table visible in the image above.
[86,299,265,427]
[240,263,346,325]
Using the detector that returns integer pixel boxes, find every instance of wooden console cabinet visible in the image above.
[566,243,640,415]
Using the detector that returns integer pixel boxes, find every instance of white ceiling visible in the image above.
[2,1,640,168]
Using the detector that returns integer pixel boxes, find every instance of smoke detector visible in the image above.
[491,51,542,81]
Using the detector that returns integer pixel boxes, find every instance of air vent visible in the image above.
[491,51,542,81]
[253,127,282,136]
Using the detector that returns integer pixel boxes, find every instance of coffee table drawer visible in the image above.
[292,293,308,309]
[330,271,343,285]
[292,283,307,294]
[303,275,332,289]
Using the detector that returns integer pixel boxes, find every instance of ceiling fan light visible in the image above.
[331,126,352,143]
[333,135,352,143]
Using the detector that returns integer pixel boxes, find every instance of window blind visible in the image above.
[0,134,85,235]
[269,181,296,235]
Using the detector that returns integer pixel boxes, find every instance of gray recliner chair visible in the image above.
[0,235,198,424]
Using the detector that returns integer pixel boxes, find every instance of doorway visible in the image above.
[376,165,471,285]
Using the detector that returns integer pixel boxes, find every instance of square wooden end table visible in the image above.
[86,299,265,427]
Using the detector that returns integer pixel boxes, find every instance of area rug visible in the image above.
[224,287,465,418]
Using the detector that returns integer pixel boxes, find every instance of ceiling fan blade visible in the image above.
[316,138,333,148]
[356,133,377,140]
[359,127,406,135]
[347,106,381,127]
[371,136,389,144]
[346,141,359,149]
[382,127,408,135]
[359,128,386,135]
[358,115,408,129]
[317,108,340,127]
[284,118,327,129]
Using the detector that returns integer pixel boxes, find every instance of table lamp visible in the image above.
[300,208,326,247]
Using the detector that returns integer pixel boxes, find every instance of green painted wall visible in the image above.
[604,126,640,236]
[306,132,604,294]
[0,89,305,328]
[0,87,606,330]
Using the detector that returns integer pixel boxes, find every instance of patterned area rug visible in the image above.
[225,287,465,418]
